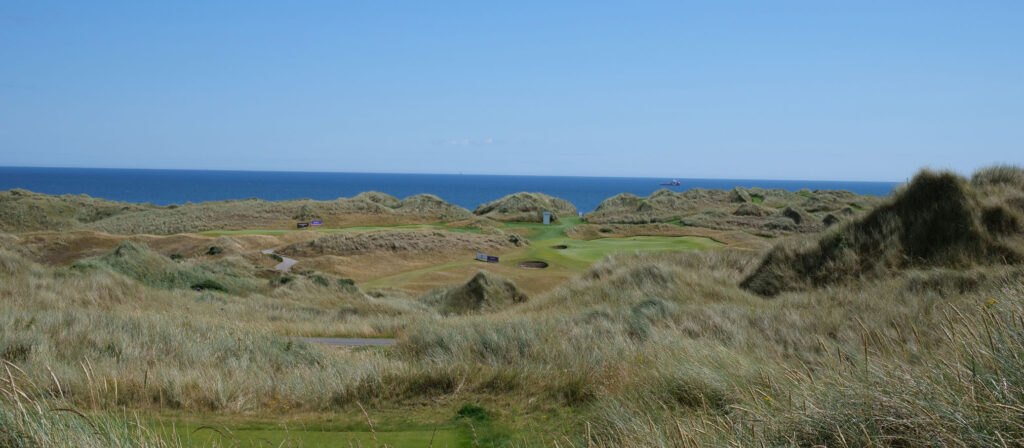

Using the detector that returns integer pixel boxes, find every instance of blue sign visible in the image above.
[311,220,323,226]
[476,253,499,263]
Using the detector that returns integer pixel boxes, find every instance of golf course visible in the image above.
[4,170,1024,446]
[190,216,727,297]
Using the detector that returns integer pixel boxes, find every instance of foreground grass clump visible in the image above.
[590,298,1024,447]
[0,363,178,448]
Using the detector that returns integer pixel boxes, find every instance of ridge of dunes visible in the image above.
[742,167,1024,296]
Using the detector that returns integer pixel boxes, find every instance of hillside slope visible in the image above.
[584,187,881,235]
[473,192,578,222]
[0,190,472,234]
[742,167,1024,296]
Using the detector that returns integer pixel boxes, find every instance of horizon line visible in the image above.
[0,164,905,184]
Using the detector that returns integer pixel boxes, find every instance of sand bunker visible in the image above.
[516,261,549,269]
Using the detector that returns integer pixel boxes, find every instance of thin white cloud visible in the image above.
[442,138,495,147]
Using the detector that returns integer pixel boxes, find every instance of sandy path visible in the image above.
[261,249,298,271]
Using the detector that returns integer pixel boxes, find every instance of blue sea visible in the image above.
[0,167,899,213]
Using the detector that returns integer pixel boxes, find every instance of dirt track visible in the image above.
[261,249,297,271]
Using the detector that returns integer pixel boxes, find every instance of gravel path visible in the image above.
[261,249,298,272]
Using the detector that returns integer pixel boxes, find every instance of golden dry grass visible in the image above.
[3,167,1024,447]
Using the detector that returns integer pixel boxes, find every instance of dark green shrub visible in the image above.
[190,279,226,292]
[270,276,294,286]
[206,246,223,255]
[1,343,31,362]
[456,403,491,421]
[309,274,329,287]
[337,278,356,286]
[169,253,183,261]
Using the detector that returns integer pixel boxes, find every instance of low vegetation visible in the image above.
[474,192,578,222]
[743,168,1024,296]
[584,186,882,236]
[278,228,522,258]
[0,190,472,234]
[419,270,529,315]
[1,166,1023,446]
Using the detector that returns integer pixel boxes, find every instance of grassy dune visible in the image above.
[2,166,1024,447]
[584,186,883,236]
[474,192,579,223]
[0,190,472,234]
[743,168,1024,296]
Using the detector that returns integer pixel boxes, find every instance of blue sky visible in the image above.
[1,1,1021,181]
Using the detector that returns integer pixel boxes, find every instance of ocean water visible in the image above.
[0,167,899,213]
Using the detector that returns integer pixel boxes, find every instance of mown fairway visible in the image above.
[502,218,722,268]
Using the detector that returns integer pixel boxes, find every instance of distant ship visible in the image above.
[660,179,681,186]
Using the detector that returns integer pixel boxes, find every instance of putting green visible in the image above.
[532,235,721,267]
[504,217,721,270]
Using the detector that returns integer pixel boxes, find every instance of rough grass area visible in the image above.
[419,270,529,315]
[0,190,472,234]
[583,186,881,236]
[474,192,578,222]
[71,241,262,294]
[278,229,520,258]
[3,166,1024,447]
[742,169,1024,296]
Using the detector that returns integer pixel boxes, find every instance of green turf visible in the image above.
[158,421,465,447]
[539,236,720,265]
[751,195,765,204]
[471,217,720,270]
